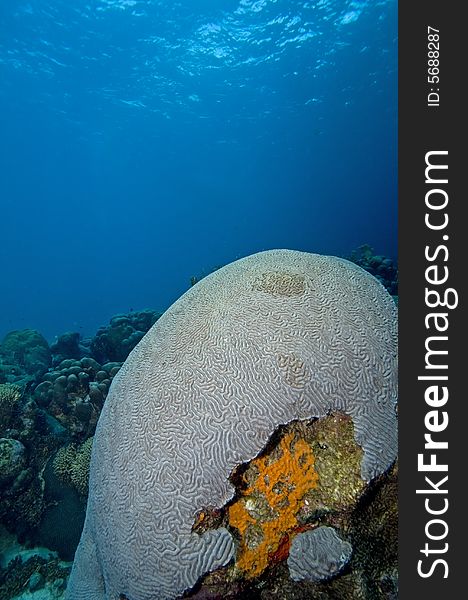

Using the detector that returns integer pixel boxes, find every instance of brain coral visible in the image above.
[287,526,353,582]
[67,249,397,600]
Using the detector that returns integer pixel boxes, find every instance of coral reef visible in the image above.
[346,462,398,598]
[226,414,365,581]
[33,357,120,439]
[0,393,66,539]
[187,476,397,600]
[89,310,161,363]
[53,438,93,497]
[287,526,352,582]
[0,385,21,436]
[0,309,156,568]
[190,414,369,596]
[0,439,27,487]
[67,249,397,600]
[298,414,366,517]
[186,415,397,599]
[0,457,44,537]
[349,245,398,296]
[0,251,399,599]
[0,330,51,385]
[50,332,89,367]
[0,551,70,600]
[32,455,86,561]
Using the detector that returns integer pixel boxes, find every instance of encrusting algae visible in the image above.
[228,431,319,578]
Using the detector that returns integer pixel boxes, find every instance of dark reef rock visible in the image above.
[0,329,51,386]
[349,244,398,296]
[0,390,67,545]
[0,310,160,564]
[89,309,161,363]
[28,571,45,592]
[0,329,51,374]
[184,418,397,600]
[347,463,398,599]
[50,332,89,367]
[0,288,398,598]
[0,551,70,600]
[31,457,86,561]
[185,467,397,600]
[0,439,27,487]
[0,384,22,437]
[0,468,45,538]
[32,356,122,439]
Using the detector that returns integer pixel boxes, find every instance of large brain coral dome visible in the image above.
[66,249,397,600]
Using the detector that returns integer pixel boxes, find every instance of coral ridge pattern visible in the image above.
[66,249,397,600]
[287,526,353,582]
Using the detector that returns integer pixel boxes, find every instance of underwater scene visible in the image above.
[0,1,397,599]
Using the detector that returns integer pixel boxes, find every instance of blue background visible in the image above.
[0,0,397,340]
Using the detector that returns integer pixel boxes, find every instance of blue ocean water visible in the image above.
[0,0,397,341]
